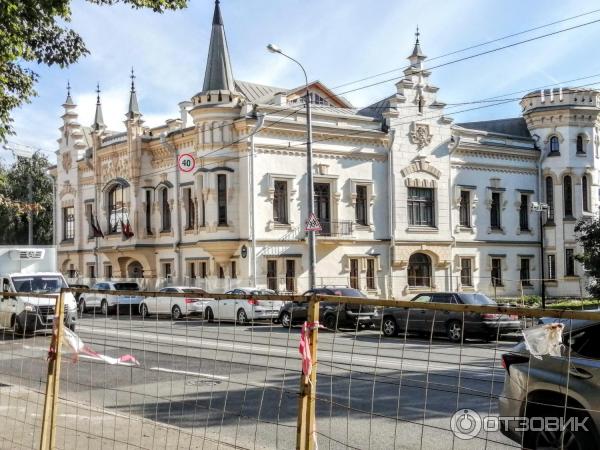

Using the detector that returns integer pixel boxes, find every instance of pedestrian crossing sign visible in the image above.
[305,213,322,232]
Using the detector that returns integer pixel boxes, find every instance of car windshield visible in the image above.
[460,293,496,305]
[250,290,276,295]
[329,288,366,298]
[11,276,66,294]
[183,288,206,294]
[114,283,140,291]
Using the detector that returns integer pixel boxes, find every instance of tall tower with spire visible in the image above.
[92,83,106,133]
[125,68,144,183]
[126,68,142,121]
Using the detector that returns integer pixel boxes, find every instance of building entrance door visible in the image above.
[314,183,330,235]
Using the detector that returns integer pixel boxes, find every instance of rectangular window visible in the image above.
[459,191,470,227]
[490,192,501,229]
[285,260,296,292]
[267,260,277,291]
[366,259,376,290]
[519,194,529,231]
[350,258,359,290]
[273,180,288,224]
[545,177,554,222]
[161,188,171,232]
[145,190,153,234]
[201,262,207,279]
[163,263,172,279]
[185,188,195,230]
[217,174,227,226]
[460,258,473,287]
[105,265,113,279]
[520,258,531,286]
[547,255,556,280]
[355,185,368,226]
[87,265,95,279]
[408,187,434,226]
[565,249,575,277]
[85,203,93,238]
[231,261,237,279]
[188,262,196,279]
[491,258,502,286]
[63,206,75,240]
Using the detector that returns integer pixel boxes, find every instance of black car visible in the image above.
[278,287,375,330]
[373,292,521,342]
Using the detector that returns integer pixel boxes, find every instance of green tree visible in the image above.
[0,0,188,140]
[575,219,600,297]
[0,153,53,245]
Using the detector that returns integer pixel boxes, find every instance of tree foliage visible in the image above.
[0,153,53,244]
[575,219,600,296]
[0,0,188,140]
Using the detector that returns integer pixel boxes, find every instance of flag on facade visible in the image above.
[121,219,134,239]
[90,213,104,238]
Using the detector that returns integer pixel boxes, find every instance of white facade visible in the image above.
[53,3,592,299]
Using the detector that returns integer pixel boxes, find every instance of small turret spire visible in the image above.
[65,81,74,105]
[126,67,141,119]
[202,0,236,94]
[92,83,106,132]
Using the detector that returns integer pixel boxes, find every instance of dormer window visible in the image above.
[289,91,330,106]
[549,136,560,153]
[576,135,585,154]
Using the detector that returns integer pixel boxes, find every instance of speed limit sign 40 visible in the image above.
[178,153,196,173]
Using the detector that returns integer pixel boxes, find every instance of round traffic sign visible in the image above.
[178,153,196,173]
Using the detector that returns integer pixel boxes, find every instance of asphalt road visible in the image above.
[0,313,522,449]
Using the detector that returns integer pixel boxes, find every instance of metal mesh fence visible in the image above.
[0,287,599,449]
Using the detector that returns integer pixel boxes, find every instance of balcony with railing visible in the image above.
[315,220,354,239]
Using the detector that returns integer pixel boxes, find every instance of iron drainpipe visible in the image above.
[250,112,266,287]
[387,129,396,299]
[533,134,547,308]
[448,139,458,291]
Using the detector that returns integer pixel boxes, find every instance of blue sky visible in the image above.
[7,0,600,163]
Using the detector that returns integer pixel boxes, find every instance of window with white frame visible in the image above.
[547,254,556,280]
[366,259,376,290]
[519,257,532,286]
[460,258,473,287]
[519,194,529,231]
[491,257,503,286]
[459,190,471,227]
[408,187,435,226]
[273,180,288,224]
[490,192,502,230]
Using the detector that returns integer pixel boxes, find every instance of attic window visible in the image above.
[290,91,330,106]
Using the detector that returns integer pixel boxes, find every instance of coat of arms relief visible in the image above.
[409,123,433,149]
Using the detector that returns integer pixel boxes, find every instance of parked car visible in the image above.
[499,320,600,449]
[78,281,144,315]
[279,287,375,330]
[373,292,521,342]
[139,286,210,320]
[68,283,89,302]
[204,288,282,324]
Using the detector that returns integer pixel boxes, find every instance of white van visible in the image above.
[0,272,78,335]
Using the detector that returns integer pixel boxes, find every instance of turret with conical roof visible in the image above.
[202,0,236,93]
[126,68,142,120]
[408,27,427,70]
[92,83,106,132]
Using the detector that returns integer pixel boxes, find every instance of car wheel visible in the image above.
[382,317,398,337]
[280,311,292,328]
[78,299,86,315]
[324,314,337,330]
[446,320,463,343]
[237,308,248,325]
[171,305,183,320]
[139,303,149,318]
[101,300,109,316]
[205,307,214,323]
[524,408,596,450]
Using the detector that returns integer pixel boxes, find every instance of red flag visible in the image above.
[91,213,104,238]
[121,219,134,239]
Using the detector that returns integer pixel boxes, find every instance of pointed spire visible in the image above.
[408,26,426,67]
[126,67,141,120]
[202,0,236,93]
[65,81,74,106]
[92,83,106,132]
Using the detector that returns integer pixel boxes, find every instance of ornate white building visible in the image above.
[53,1,594,298]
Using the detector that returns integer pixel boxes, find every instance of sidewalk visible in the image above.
[0,383,243,450]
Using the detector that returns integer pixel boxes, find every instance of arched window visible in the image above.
[563,175,573,217]
[545,176,554,221]
[577,135,585,154]
[550,136,560,153]
[108,184,126,233]
[160,188,171,231]
[408,253,431,287]
[582,175,589,212]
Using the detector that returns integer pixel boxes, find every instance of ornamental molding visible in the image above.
[451,162,537,175]
[256,146,387,162]
[61,151,73,172]
[59,181,77,199]
[453,145,538,162]
[409,122,433,149]
[400,159,441,178]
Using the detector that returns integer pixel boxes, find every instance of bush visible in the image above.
[522,295,541,307]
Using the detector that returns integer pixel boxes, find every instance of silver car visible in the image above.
[498,320,600,449]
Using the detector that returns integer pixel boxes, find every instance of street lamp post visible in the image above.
[267,44,316,290]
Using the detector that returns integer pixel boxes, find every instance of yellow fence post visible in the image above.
[40,289,66,450]
[296,293,320,450]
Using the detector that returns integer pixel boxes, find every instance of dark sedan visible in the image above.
[373,292,521,342]
[278,287,375,330]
